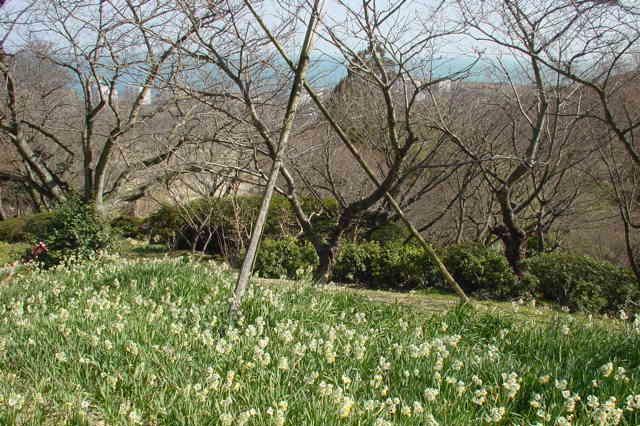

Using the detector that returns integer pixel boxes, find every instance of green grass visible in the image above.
[0,241,29,266]
[0,257,639,425]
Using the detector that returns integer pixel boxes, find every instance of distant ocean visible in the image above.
[304,54,524,88]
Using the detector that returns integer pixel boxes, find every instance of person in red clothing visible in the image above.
[30,241,48,260]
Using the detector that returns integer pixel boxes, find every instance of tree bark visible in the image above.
[494,189,527,277]
[491,220,527,278]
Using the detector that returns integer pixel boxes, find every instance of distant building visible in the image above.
[92,82,118,104]
[139,86,152,105]
[99,83,117,102]
[437,79,452,92]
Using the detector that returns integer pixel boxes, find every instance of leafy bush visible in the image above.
[526,235,560,256]
[333,241,382,285]
[111,215,146,239]
[254,237,319,280]
[526,252,640,314]
[145,204,182,247]
[34,198,112,265]
[443,244,532,299]
[372,242,441,289]
[365,222,409,244]
[0,212,54,243]
[333,241,440,289]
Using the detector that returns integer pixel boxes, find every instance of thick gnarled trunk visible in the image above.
[492,223,527,277]
[494,189,527,277]
[314,243,340,283]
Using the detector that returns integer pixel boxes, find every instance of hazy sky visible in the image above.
[0,0,518,85]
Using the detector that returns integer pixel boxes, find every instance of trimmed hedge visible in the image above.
[145,204,183,247]
[253,238,639,314]
[332,241,441,289]
[0,212,54,243]
[443,243,537,299]
[111,216,146,239]
[525,252,640,314]
[254,237,319,280]
[365,222,410,244]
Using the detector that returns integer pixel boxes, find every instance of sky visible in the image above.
[0,0,549,86]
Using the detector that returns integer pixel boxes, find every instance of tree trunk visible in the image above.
[494,187,528,277]
[228,1,321,322]
[506,233,526,277]
[536,226,545,254]
[308,204,355,283]
[0,188,8,220]
[623,217,640,283]
[492,223,527,277]
[314,243,340,283]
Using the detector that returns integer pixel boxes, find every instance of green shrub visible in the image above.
[145,204,183,247]
[333,241,440,289]
[254,237,319,280]
[366,222,409,244]
[333,241,382,284]
[443,244,529,299]
[34,198,112,265]
[0,212,54,243]
[526,252,640,314]
[111,215,146,239]
[373,242,440,289]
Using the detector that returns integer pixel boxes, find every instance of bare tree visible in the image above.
[247,0,470,301]
[0,0,225,213]
[432,0,599,276]
[599,135,640,280]
[459,0,640,278]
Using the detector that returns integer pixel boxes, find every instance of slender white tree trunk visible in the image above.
[228,0,324,320]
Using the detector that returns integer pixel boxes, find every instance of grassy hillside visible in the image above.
[0,242,28,267]
[0,257,639,425]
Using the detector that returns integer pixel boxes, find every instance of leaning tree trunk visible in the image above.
[228,1,322,321]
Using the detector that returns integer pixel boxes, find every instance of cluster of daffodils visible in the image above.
[0,256,638,425]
